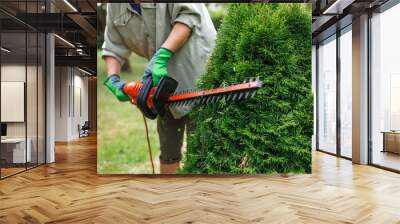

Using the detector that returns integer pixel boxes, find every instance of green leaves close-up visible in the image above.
[181,4,313,174]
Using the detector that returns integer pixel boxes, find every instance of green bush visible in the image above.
[182,4,313,174]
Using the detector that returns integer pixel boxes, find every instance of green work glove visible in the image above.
[143,48,174,86]
[104,74,130,102]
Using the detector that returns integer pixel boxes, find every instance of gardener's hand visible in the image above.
[104,74,130,102]
[143,48,174,86]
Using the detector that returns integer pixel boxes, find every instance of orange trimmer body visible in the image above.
[123,81,155,110]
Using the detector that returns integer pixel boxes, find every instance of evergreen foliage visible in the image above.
[182,4,313,174]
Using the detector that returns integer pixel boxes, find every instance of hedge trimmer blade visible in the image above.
[168,77,263,107]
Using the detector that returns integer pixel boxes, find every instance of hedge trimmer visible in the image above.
[123,76,263,119]
[122,76,263,174]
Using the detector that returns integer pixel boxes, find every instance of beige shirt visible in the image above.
[102,3,216,118]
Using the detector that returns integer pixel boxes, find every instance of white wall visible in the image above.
[1,65,42,138]
[72,73,89,138]
[55,66,69,141]
[54,67,89,141]
[1,64,46,164]
[1,65,26,139]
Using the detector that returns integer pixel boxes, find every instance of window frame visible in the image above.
[315,23,353,161]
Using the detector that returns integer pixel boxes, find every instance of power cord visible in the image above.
[143,115,155,174]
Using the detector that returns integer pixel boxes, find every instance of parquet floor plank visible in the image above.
[0,135,399,223]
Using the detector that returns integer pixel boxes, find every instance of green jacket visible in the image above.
[102,3,217,118]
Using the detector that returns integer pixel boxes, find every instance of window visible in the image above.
[0,0,47,179]
[317,35,337,154]
[339,26,352,158]
[312,46,317,150]
[370,3,400,171]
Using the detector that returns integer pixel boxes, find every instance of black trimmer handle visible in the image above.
[153,76,178,117]
[137,76,158,119]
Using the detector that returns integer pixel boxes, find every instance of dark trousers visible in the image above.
[157,111,193,164]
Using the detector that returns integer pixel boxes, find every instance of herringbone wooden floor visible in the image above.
[1,135,400,224]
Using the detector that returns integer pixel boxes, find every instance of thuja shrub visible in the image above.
[181,4,313,174]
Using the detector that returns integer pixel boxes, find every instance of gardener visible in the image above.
[102,3,216,174]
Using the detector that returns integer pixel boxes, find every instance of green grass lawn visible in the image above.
[97,51,160,174]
